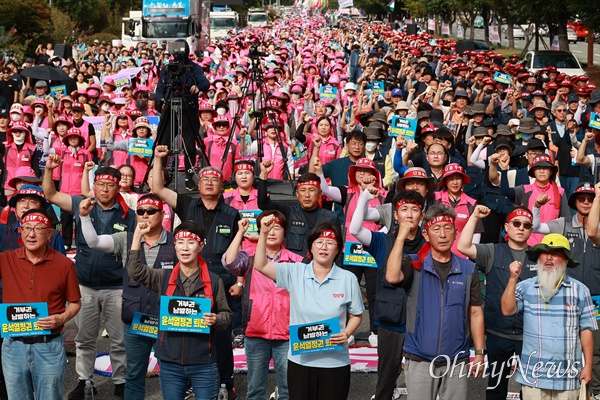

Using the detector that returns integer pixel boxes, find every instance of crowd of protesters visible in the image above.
[1,10,600,400]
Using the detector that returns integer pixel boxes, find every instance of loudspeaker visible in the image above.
[54,44,72,60]
[406,24,418,35]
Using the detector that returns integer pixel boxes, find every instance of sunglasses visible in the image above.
[509,220,533,230]
[214,123,229,128]
[136,208,161,216]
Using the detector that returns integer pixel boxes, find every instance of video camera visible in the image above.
[166,41,192,80]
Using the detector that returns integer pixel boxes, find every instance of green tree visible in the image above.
[0,0,52,57]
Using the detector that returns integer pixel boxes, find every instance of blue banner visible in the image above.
[50,85,67,99]
[390,116,417,140]
[238,210,261,235]
[590,113,600,130]
[0,303,50,338]
[319,86,338,101]
[372,80,385,96]
[128,138,155,157]
[159,296,211,334]
[493,71,513,85]
[592,296,600,320]
[343,241,377,268]
[289,317,343,355]
[130,312,159,338]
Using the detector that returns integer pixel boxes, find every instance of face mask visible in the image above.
[12,133,25,145]
[135,100,148,109]
[101,104,110,112]
[216,108,227,115]
[442,100,451,107]
[10,114,21,122]
[292,94,300,101]
[484,89,494,95]
[365,141,377,152]
[521,133,533,141]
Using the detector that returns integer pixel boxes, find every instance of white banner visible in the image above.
[551,35,559,50]
[102,67,143,93]
[427,18,435,31]
[489,25,501,43]
[338,0,353,9]
[441,22,450,35]
[457,24,464,39]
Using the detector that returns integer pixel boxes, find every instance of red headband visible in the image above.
[21,213,51,228]
[95,174,119,184]
[424,215,455,230]
[15,188,45,199]
[395,199,423,211]
[234,163,254,173]
[297,180,320,188]
[174,230,203,244]
[199,169,223,182]
[507,209,533,223]
[317,229,337,240]
[137,197,164,210]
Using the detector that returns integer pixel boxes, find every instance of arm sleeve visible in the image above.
[319,175,342,203]
[80,215,116,252]
[213,278,233,330]
[393,148,409,175]
[532,206,550,234]
[107,139,129,152]
[125,249,163,293]
[469,144,486,169]
[349,189,375,246]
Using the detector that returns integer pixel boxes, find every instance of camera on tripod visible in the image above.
[166,41,193,81]
[248,45,269,60]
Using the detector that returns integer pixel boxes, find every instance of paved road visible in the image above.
[61,314,522,399]
[454,27,600,66]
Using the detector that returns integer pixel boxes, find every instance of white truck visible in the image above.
[247,9,269,28]
[210,9,240,41]
[121,0,210,52]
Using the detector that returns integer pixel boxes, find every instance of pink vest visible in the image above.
[4,143,36,190]
[245,248,303,340]
[261,140,288,180]
[59,148,92,195]
[48,133,69,181]
[435,190,477,257]
[524,182,564,245]
[343,185,386,243]
[127,154,149,186]
[306,134,341,165]
[71,119,93,148]
[204,137,240,182]
[111,129,132,167]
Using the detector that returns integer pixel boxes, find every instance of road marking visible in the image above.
[572,50,582,53]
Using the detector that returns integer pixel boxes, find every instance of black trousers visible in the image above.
[61,209,73,248]
[485,332,523,400]
[374,327,405,400]
[288,361,350,400]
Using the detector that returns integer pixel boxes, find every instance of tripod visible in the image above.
[219,45,294,190]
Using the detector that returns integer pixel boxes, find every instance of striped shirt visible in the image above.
[515,275,597,390]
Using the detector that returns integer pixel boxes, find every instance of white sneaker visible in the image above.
[368,332,378,347]
[101,329,109,338]
[392,387,402,399]
[348,335,355,345]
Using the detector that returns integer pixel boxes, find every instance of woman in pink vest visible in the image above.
[102,110,133,167]
[509,155,570,245]
[31,98,52,130]
[296,115,341,166]
[434,163,481,257]
[106,117,152,188]
[316,157,387,342]
[3,121,39,195]
[222,210,303,400]
[223,160,260,255]
[203,115,240,182]
[240,121,294,181]
[43,116,72,185]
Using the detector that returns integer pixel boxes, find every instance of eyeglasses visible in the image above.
[95,182,117,189]
[555,109,567,113]
[509,220,533,230]
[313,240,337,249]
[576,195,594,203]
[136,208,161,216]
[21,226,49,235]
[200,177,221,184]
[214,123,229,128]
[120,174,133,179]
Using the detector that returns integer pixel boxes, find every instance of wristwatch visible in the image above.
[236,282,244,287]
[474,349,487,356]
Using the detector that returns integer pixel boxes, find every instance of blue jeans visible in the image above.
[2,335,66,400]
[560,175,580,197]
[159,361,219,400]
[245,337,289,400]
[124,324,156,400]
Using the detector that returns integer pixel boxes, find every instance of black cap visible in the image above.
[526,138,546,151]
[0,109,8,117]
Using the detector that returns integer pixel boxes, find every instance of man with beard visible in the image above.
[458,205,537,400]
[501,233,596,399]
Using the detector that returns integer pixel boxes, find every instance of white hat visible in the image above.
[344,82,357,92]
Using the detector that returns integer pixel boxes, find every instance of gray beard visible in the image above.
[537,262,566,299]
